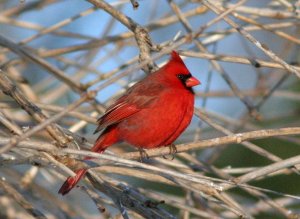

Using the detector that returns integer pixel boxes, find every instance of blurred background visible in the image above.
[0,0,299,218]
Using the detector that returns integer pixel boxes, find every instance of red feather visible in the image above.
[58,51,200,195]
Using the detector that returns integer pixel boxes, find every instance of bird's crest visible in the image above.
[171,50,184,64]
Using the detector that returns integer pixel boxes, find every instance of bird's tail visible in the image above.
[58,126,118,195]
[58,169,87,195]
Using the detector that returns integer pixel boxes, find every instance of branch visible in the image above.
[0,178,47,219]
[0,35,84,92]
[87,0,157,73]
[0,69,90,152]
[121,127,300,160]
[201,0,300,78]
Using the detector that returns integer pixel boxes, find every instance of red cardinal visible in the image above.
[59,51,200,195]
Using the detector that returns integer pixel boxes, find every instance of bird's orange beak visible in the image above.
[185,76,200,87]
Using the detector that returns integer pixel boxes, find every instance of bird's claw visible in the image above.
[138,148,149,162]
[163,144,177,160]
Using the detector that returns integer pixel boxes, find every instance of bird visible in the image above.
[58,50,200,195]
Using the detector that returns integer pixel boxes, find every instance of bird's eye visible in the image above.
[177,74,185,80]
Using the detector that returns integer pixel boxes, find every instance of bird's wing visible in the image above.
[94,101,140,133]
[94,82,165,133]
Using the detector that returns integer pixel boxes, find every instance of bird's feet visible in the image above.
[163,144,177,160]
[138,148,149,162]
